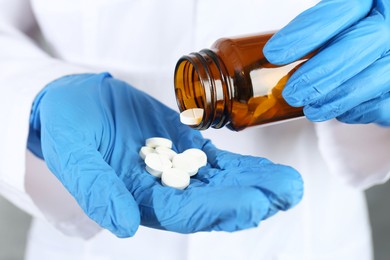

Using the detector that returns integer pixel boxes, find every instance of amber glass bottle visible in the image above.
[174,33,310,131]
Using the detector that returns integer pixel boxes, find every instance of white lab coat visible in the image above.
[1,0,390,259]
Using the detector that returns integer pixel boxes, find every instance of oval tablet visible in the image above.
[155,146,177,161]
[183,148,207,168]
[172,153,199,177]
[139,146,155,160]
[145,153,172,178]
[145,137,173,149]
[180,108,204,125]
[161,168,190,190]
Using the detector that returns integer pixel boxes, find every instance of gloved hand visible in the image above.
[28,73,303,238]
[263,0,390,126]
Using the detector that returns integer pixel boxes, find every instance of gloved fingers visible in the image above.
[336,91,390,126]
[263,0,372,65]
[200,142,303,211]
[282,14,390,107]
[137,183,272,233]
[202,140,273,170]
[196,163,303,211]
[41,128,140,238]
[304,54,390,121]
[125,150,301,232]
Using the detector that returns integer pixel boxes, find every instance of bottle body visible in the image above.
[174,33,307,131]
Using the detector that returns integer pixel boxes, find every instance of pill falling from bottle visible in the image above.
[179,108,204,125]
[140,137,207,189]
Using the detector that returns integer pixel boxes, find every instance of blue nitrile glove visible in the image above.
[263,0,390,126]
[28,73,303,238]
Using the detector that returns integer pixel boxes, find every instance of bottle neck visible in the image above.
[174,49,231,130]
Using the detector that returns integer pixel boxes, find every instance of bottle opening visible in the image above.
[175,59,205,110]
[174,51,230,130]
[174,56,210,129]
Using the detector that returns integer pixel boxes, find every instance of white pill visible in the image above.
[161,168,190,190]
[183,148,207,168]
[144,153,172,178]
[139,146,155,160]
[155,146,177,161]
[180,108,204,125]
[145,137,173,149]
[172,153,199,177]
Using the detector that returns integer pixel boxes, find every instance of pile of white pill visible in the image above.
[139,137,207,190]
